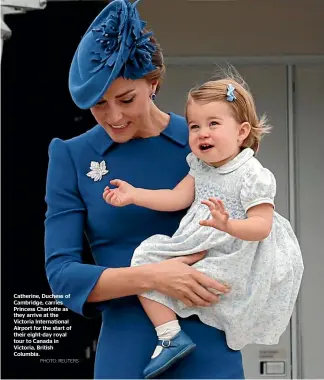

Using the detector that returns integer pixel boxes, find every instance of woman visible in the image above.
[44,0,244,378]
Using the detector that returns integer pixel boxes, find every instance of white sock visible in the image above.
[151,320,181,359]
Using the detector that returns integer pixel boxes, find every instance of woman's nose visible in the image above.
[106,108,123,125]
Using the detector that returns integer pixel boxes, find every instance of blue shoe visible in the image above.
[143,331,196,379]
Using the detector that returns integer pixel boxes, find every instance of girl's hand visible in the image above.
[200,198,230,232]
[103,179,137,207]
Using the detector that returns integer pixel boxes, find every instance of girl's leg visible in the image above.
[139,296,178,326]
[139,296,181,358]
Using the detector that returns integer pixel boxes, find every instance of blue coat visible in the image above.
[45,113,244,379]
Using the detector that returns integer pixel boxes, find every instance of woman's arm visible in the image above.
[87,252,230,307]
[103,174,195,211]
[87,265,154,302]
[45,138,108,317]
[200,198,274,241]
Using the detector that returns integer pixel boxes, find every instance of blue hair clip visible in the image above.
[226,84,236,102]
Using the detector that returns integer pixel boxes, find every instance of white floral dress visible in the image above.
[131,148,304,350]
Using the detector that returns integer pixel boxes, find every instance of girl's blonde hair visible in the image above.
[186,69,272,152]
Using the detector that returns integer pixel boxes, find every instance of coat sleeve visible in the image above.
[44,138,107,317]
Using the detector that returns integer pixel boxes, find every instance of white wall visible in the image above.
[138,0,324,56]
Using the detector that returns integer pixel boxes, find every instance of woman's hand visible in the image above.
[200,198,230,232]
[149,251,230,307]
[103,179,137,207]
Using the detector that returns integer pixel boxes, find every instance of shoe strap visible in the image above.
[158,339,179,348]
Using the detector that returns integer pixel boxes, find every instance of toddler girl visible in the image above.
[103,75,304,379]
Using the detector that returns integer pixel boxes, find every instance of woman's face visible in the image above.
[90,77,157,143]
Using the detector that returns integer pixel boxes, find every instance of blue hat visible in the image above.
[69,0,157,109]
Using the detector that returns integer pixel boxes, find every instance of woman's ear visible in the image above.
[151,80,158,94]
[238,122,251,143]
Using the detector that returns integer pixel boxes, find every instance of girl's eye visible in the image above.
[121,97,135,104]
[210,121,219,126]
[190,125,199,130]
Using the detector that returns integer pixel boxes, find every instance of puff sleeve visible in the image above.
[240,166,276,213]
[186,152,200,178]
[44,138,107,317]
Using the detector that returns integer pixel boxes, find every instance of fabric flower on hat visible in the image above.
[90,0,156,79]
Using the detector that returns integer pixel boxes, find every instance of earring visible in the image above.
[151,93,156,101]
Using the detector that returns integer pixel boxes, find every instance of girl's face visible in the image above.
[187,100,251,167]
[90,77,157,143]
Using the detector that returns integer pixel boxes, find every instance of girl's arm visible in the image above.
[200,198,274,241]
[103,174,195,212]
[227,204,274,240]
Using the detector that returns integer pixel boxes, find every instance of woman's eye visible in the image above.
[121,97,135,104]
[96,100,107,107]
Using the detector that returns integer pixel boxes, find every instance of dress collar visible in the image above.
[203,148,254,174]
[86,112,188,156]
